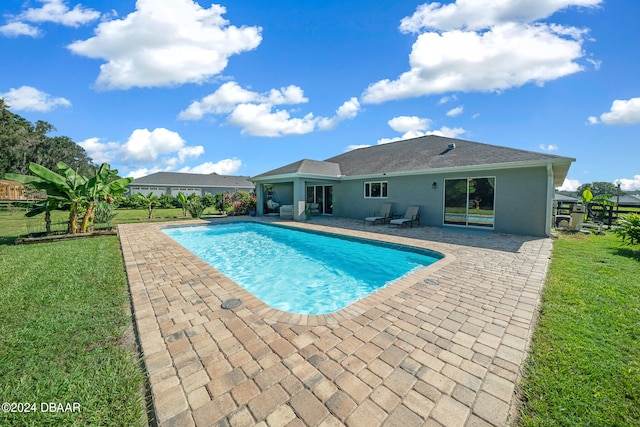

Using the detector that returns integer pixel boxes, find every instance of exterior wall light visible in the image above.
[432,182,437,189]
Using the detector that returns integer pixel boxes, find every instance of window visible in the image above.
[364,181,387,198]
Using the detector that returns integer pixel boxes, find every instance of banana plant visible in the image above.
[6,161,132,234]
[7,162,86,233]
[136,192,160,219]
[79,163,132,232]
[25,198,62,234]
[176,191,188,217]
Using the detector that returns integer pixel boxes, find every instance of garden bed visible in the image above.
[14,229,117,245]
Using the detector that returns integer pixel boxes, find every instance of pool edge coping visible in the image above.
[124,218,456,326]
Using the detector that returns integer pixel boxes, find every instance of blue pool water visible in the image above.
[162,222,442,315]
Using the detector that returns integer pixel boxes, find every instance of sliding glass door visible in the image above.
[306,185,333,215]
[444,177,495,228]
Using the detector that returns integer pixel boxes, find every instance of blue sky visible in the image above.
[1,0,639,191]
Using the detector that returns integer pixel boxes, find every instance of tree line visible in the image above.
[0,99,95,178]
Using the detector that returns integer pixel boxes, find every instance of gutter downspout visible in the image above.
[545,163,554,237]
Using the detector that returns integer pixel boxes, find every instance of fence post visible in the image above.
[607,205,613,226]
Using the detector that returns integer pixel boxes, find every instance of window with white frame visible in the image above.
[364,181,388,198]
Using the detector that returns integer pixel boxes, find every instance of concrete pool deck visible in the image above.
[119,217,553,427]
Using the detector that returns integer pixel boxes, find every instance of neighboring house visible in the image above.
[0,179,46,200]
[609,194,640,207]
[251,135,575,237]
[554,192,579,203]
[128,172,254,197]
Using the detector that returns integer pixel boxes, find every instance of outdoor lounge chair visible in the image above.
[364,203,392,225]
[389,206,420,227]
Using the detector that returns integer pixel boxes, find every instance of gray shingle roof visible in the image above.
[253,135,575,180]
[252,159,341,179]
[131,172,254,188]
[608,194,640,207]
[326,135,572,176]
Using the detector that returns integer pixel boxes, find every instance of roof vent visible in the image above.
[448,143,456,150]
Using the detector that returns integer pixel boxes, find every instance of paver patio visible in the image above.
[118,217,553,427]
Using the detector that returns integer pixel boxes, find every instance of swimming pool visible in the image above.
[162,222,442,314]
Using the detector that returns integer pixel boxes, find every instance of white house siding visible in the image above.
[129,187,164,196]
[169,188,203,197]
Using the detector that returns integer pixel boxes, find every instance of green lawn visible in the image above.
[518,232,640,426]
[0,210,155,426]
[0,206,210,243]
[2,208,639,426]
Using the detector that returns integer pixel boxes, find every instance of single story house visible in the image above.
[128,172,254,197]
[554,192,580,204]
[609,194,640,207]
[251,135,575,237]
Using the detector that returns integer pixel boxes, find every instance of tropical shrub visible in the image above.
[222,191,255,215]
[94,201,117,226]
[176,192,189,217]
[136,192,159,219]
[186,196,205,218]
[202,194,217,209]
[614,213,640,246]
[158,193,175,209]
[6,162,131,234]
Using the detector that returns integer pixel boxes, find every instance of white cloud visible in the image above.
[438,95,457,104]
[126,166,168,179]
[0,21,41,37]
[362,22,585,103]
[67,1,262,90]
[399,0,602,33]
[125,157,242,178]
[177,146,205,162]
[446,106,464,117]
[344,144,372,152]
[588,97,640,125]
[613,176,640,192]
[318,98,361,130]
[558,178,581,191]
[539,144,558,152]
[388,116,432,133]
[1,0,100,37]
[78,137,120,164]
[80,128,238,178]
[178,158,242,175]
[228,103,318,137]
[1,85,71,112]
[376,115,465,144]
[425,126,466,138]
[20,0,101,27]
[178,81,308,120]
[121,128,186,163]
[180,81,360,137]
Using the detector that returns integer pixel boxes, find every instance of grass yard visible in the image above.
[0,217,149,426]
[2,206,639,426]
[518,232,640,426]
[0,207,210,243]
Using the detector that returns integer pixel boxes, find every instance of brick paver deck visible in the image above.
[118,217,553,426]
